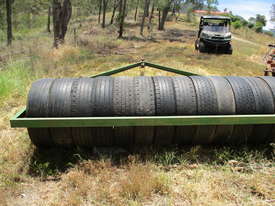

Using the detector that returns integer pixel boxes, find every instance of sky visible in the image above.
[217,0,274,30]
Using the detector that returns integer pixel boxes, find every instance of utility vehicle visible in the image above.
[195,16,232,54]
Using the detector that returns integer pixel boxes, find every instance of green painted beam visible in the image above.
[10,113,275,128]
[90,62,142,78]
[89,62,199,78]
[145,62,198,76]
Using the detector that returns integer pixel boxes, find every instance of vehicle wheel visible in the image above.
[195,40,199,50]
[227,44,233,55]
[199,41,206,53]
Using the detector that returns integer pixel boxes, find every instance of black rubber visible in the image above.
[243,77,274,143]
[27,79,55,147]
[207,76,235,144]
[70,78,95,147]
[258,76,275,142]
[25,76,275,147]
[134,77,155,145]
[153,77,176,145]
[48,78,75,147]
[92,77,114,146]
[225,76,256,114]
[113,77,135,146]
[172,76,197,115]
[190,76,218,144]
[172,76,197,145]
[242,77,274,114]
[225,77,257,144]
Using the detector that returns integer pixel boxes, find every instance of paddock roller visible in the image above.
[24,75,275,148]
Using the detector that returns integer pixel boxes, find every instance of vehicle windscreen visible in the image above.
[202,19,230,33]
[203,25,229,33]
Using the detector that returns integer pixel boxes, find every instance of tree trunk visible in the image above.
[98,0,102,24]
[118,0,126,38]
[102,0,108,28]
[110,0,117,24]
[159,1,171,31]
[148,1,154,29]
[134,0,139,21]
[6,0,12,46]
[140,0,149,35]
[52,0,72,48]
[47,6,51,33]
[158,8,161,30]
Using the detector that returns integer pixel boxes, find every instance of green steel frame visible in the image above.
[10,61,275,128]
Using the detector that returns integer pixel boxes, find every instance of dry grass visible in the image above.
[0,12,274,206]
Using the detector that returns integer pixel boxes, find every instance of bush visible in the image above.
[248,22,254,29]
[255,22,264,33]
[232,21,242,29]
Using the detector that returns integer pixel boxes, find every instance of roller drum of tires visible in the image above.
[26,79,55,147]
[134,77,155,145]
[70,78,95,147]
[172,76,197,145]
[207,76,235,144]
[190,76,218,144]
[242,77,274,143]
[48,78,75,147]
[113,77,135,146]
[153,77,176,145]
[91,77,114,146]
[225,77,256,144]
[257,76,275,143]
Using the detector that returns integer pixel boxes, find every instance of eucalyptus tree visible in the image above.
[52,0,72,48]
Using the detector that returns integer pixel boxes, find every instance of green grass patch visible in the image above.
[0,60,36,102]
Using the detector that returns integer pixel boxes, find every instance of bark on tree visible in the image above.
[148,1,155,30]
[47,6,51,33]
[118,0,126,38]
[158,8,161,30]
[98,0,102,24]
[159,0,172,31]
[140,0,150,35]
[134,0,139,21]
[52,0,72,48]
[110,0,117,24]
[102,0,108,28]
[6,0,12,46]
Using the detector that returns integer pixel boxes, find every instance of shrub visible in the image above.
[232,21,242,29]
[255,22,264,33]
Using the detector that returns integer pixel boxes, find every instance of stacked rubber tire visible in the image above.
[26,76,275,148]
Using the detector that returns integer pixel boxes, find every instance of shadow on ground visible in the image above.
[28,143,274,178]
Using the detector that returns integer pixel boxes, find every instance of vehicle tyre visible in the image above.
[190,76,218,144]
[26,78,55,147]
[71,78,95,147]
[113,77,135,147]
[134,77,155,145]
[91,76,114,146]
[199,41,206,53]
[257,76,275,143]
[207,76,235,144]
[225,77,256,144]
[172,76,197,145]
[227,44,233,55]
[195,39,199,50]
[48,78,75,147]
[153,77,176,145]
